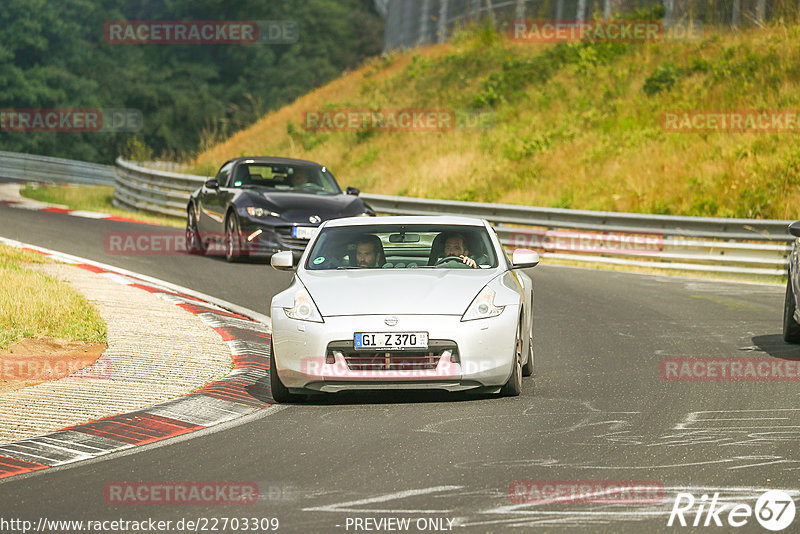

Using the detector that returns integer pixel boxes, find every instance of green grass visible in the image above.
[0,245,107,349]
[190,19,800,221]
[20,184,184,228]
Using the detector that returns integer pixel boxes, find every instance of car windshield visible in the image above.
[305,224,499,270]
[230,163,340,195]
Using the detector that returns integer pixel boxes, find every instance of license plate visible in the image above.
[292,226,315,239]
[354,332,429,350]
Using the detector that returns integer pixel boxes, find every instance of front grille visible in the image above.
[276,226,311,249]
[326,340,459,371]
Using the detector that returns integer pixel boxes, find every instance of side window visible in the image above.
[215,161,234,187]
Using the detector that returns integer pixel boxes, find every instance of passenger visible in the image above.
[351,234,386,268]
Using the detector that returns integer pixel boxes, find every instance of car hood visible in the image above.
[250,190,364,221]
[299,270,495,316]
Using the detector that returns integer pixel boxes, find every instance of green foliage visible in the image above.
[472,42,632,107]
[502,132,556,161]
[643,61,680,95]
[123,136,153,162]
[619,4,666,20]
[405,54,431,79]
[287,122,328,151]
[0,0,384,163]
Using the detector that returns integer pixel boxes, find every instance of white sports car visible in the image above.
[268,215,539,402]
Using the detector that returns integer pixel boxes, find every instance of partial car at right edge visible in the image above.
[784,220,800,343]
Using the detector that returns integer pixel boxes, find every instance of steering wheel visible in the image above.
[435,255,467,266]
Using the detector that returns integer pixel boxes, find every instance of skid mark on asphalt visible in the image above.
[419,400,640,437]
[659,408,800,448]
[689,295,769,312]
[435,402,800,474]
[302,485,464,513]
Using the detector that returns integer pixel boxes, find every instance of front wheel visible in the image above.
[501,322,523,397]
[783,277,800,343]
[269,340,302,403]
[225,213,243,263]
[186,207,204,255]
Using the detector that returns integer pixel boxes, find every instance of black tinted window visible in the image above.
[305,224,497,270]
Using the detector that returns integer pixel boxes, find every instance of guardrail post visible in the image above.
[577,0,587,21]
[438,0,449,43]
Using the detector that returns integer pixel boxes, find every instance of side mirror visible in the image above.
[511,249,540,269]
[271,250,295,271]
[789,221,800,238]
[205,178,219,190]
[346,186,360,196]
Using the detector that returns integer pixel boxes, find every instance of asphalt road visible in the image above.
[1,202,798,533]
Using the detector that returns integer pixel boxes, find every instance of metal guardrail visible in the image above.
[0,151,115,186]
[113,157,204,217]
[111,158,793,279]
[0,153,789,278]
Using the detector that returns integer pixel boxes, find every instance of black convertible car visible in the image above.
[186,157,375,262]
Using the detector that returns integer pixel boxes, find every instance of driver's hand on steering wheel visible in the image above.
[460,255,477,268]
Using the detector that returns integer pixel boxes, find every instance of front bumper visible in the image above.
[237,219,313,257]
[270,310,519,393]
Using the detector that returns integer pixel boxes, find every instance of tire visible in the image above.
[522,333,534,377]
[269,339,301,403]
[225,212,243,263]
[501,321,523,397]
[185,206,204,255]
[783,276,800,343]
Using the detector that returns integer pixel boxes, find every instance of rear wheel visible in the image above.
[185,206,204,255]
[522,333,534,377]
[269,339,302,403]
[783,277,800,343]
[501,321,523,397]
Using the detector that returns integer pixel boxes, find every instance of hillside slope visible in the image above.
[191,23,800,220]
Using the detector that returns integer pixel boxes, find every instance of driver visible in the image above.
[287,168,310,188]
[442,233,478,268]
[352,234,385,268]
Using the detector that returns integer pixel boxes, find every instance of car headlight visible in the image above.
[284,287,324,322]
[246,207,280,218]
[461,286,504,321]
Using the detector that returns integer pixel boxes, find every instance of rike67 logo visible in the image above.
[668,490,795,531]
